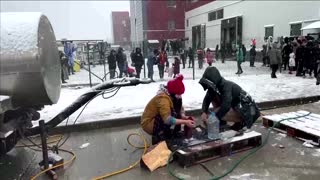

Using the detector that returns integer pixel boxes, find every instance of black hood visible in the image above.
[199,67,223,92]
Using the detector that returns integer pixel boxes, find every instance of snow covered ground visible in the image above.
[40,61,320,125]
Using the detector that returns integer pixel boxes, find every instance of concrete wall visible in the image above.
[130,0,143,48]
[185,0,320,49]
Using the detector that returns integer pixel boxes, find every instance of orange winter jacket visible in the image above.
[141,92,173,135]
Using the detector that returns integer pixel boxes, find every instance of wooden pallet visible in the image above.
[175,131,262,167]
[262,110,320,146]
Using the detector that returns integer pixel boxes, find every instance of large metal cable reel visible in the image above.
[0,12,61,155]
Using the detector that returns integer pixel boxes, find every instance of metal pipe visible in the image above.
[39,120,49,169]
[87,42,93,87]
[24,78,151,136]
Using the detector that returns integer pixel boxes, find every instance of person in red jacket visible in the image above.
[205,48,215,66]
[158,48,169,80]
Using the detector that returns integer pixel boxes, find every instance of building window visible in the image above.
[217,9,224,19]
[208,9,223,22]
[290,23,302,36]
[186,19,189,27]
[168,20,175,30]
[208,11,216,21]
[167,0,176,7]
[265,26,274,38]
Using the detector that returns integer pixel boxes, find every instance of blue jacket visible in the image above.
[64,42,76,66]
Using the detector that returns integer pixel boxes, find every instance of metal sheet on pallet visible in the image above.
[175,131,262,167]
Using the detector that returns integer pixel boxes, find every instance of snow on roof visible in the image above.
[301,21,320,30]
[0,12,41,53]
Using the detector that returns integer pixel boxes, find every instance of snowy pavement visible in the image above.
[40,61,320,125]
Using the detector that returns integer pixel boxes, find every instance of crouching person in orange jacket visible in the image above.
[141,75,195,144]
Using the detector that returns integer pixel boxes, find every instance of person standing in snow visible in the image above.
[172,57,181,78]
[141,75,195,144]
[59,50,68,83]
[188,47,194,68]
[107,49,117,79]
[116,47,126,78]
[281,37,292,71]
[249,45,256,67]
[289,49,295,74]
[262,40,268,66]
[179,48,186,69]
[197,48,205,69]
[295,40,306,76]
[130,49,135,62]
[64,41,76,75]
[236,45,244,74]
[147,49,158,82]
[220,44,226,63]
[199,66,260,131]
[215,45,219,61]
[304,41,316,77]
[269,43,282,78]
[158,48,169,80]
[132,47,144,78]
[242,44,247,62]
[205,48,214,66]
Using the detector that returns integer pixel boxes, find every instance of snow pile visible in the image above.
[0,12,41,54]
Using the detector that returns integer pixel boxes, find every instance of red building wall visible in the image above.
[144,0,186,40]
[112,11,131,47]
[142,0,213,41]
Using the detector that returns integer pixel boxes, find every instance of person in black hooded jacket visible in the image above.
[199,66,260,131]
[132,47,144,78]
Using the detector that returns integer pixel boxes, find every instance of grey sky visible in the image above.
[0,1,130,42]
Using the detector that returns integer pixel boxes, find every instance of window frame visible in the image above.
[265,26,274,38]
[290,23,302,36]
[208,11,217,21]
[217,9,224,19]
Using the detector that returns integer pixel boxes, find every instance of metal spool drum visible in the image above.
[0,12,61,106]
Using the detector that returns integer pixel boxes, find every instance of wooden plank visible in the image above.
[262,111,320,145]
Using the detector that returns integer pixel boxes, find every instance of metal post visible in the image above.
[87,42,92,87]
[143,58,146,78]
[192,54,195,80]
[39,120,49,170]
[103,53,106,81]
[236,17,238,49]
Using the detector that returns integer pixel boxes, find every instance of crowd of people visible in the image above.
[259,36,320,84]
[59,35,319,86]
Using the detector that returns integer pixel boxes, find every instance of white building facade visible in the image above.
[130,0,144,48]
[185,0,320,50]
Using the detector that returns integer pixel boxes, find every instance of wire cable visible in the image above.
[30,148,76,180]
[167,112,312,180]
[58,87,122,148]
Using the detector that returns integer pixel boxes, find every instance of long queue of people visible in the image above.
[260,36,320,84]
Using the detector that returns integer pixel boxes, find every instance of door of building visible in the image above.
[221,16,242,56]
[192,24,206,50]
